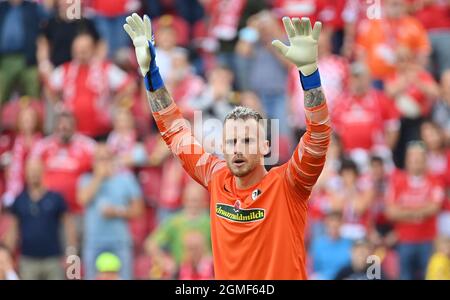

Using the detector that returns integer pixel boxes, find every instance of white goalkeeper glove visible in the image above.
[272,17,322,77]
[124,13,164,91]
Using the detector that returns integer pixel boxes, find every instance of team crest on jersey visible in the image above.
[233,200,241,212]
[251,189,262,200]
[216,203,265,223]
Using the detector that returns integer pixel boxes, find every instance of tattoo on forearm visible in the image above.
[304,87,326,108]
[146,87,173,112]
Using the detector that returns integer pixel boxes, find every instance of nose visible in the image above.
[233,140,245,155]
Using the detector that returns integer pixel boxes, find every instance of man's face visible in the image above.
[325,215,342,239]
[170,53,189,81]
[94,145,114,176]
[156,27,176,50]
[405,146,427,176]
[384,0,406,19]
[18,107,38,134]
[341,168,357,186]
[114,110,134,132]
[210,68,233,90]
[182,182,207,212]
[370,161,385,180]
[352,244,371,271]
[350,72,371,96]
[222,119,269,178]
[55,116,75,144]
[25,160,43,186]
[72,35,95,65]
[421,123,443,151]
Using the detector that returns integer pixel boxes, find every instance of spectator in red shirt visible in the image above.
[327,159,374,241]
[420,120,450,237]
[178,231,214,280]
[386,46,440,168]
[30,111,96,253]
[2,106,42,208]
[316,0,347,54]
[421,120,449,181]
[44,32,134,140]
[37,0,103,75]
[412,0,450,79]
[272,0,322,21]
[386,142,445,280]
[332,62,400,170]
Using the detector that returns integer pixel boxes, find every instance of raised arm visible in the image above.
[124,14,226,188]
[272,17,331,199]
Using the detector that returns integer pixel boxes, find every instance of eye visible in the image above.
[244,138,254,144]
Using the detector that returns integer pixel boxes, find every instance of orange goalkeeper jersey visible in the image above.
[153,101,331,280]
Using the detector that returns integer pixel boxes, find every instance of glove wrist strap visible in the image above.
[299,69,321,91]
[144,40,164,92]
[144,67,164,92]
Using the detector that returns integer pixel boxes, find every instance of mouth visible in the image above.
[232,157,247,167]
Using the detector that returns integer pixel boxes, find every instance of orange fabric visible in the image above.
[356,17,430,79]
[153,100,331,279]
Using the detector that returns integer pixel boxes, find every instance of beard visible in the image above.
[226,160,256,178]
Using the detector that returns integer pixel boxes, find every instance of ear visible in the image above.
[262,140,270,156]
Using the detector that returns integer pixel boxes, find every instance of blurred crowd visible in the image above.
[0,0,449,280]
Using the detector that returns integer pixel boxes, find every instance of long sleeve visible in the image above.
[285,100,332,200]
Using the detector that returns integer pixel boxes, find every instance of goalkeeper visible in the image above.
[124,13,331,280]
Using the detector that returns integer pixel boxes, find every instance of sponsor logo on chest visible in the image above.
[216,201,265,223]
